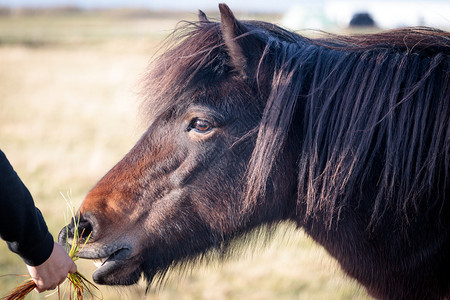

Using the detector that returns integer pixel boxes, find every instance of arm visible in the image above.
[0,150,76,292]
[0,150,53,265]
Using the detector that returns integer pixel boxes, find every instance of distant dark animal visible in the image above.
[350,12,376,27]
[59,4,450,299]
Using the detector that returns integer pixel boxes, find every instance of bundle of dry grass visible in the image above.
[1,278,36,300]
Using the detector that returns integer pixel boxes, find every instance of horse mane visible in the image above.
[142,19,450,229]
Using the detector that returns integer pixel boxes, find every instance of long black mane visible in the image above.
[142,19,450,228]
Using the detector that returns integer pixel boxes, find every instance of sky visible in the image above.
[1,0,449,29]
[0,0,313,12]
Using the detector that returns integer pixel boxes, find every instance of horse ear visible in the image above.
[219,3,263,79]
[198,10,209,22]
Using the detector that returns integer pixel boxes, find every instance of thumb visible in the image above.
[69,260,77,274]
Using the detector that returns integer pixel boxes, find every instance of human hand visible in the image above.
[26,242,77,292]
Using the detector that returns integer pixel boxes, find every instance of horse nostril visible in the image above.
[76,214,94,240]
[63,213,94,241]
[58,213,94,246]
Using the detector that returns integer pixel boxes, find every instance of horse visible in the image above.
[59,4,450,299]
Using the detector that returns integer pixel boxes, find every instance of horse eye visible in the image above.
[190,119,213,133]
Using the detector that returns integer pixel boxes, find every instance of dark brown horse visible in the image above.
[59,4,450,299]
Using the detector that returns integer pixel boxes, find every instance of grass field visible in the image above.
[0,9,370,299]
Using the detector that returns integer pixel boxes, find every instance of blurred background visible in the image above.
[0,0,448,299]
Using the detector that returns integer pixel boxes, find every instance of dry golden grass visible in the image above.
[1,278,36,300]
[0,10,370,299]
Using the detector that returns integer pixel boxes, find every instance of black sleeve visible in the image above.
[0,150,54,266]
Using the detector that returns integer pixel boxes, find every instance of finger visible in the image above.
[58,277,67,286]
[34,286,44,293]
[35,282,55,293]
[32,279,45,293]
[69,261,77,273]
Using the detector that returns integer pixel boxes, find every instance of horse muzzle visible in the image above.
[58,218,140,285]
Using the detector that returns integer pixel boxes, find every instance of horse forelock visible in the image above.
[139,19,307,123]
[141,18,450,229]
[140,21,227,123]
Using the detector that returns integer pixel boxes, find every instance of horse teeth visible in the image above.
[93,257,110,268]
[93,259,103,268]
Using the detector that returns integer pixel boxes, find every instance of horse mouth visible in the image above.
[80,246,141,285]
[91,247,129,270]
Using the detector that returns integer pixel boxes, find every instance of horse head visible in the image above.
[59,4,297,286]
